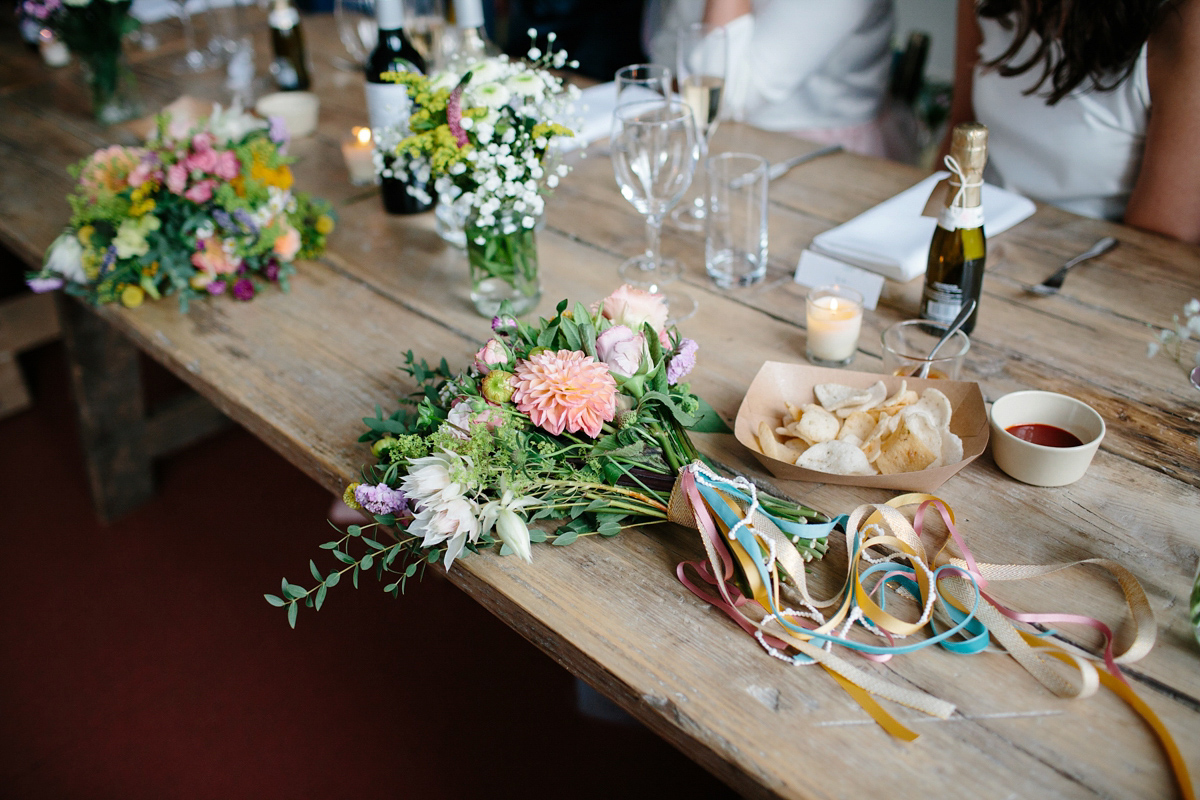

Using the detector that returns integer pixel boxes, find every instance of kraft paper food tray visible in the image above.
[734,362,990,491]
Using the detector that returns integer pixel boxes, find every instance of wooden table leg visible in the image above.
[57,297,155,522]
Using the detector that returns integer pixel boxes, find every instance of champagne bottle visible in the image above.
[444,0,501,70]
[366,0,434,214]
[269,0,311,91]
[920,123,988,335]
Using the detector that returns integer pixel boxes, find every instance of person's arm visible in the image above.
[1124,0,1200,244]
[938,0,982,161]
[703,0,751,27]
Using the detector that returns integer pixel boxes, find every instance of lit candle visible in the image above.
[341,126,377,186]
[805,285,863,367]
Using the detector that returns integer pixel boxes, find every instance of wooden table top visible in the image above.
[2,16,1198,800]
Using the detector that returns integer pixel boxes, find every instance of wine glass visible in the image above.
[172,0,216,73]
[671,22,727,232]
[403,0,445,71]
[334,0,377,69]
[611,98,699,320]
[615,63,672,104]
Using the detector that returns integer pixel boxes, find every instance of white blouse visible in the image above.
[973,15,1151,220]
[718,0,895,131]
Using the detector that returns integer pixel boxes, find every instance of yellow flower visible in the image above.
[77,225,95,246]
[342,483,363,511]
[315,214,334,235]
[189,272,214,289]
[120,285,145,308]
[143,261,159,277]
[130,196,156,217]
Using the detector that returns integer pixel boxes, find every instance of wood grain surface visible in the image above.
[1,16,1198,800]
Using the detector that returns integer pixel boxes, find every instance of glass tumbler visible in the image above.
[705,152,768,288]
[881,319,970,379]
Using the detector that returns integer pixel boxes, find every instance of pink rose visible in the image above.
[595,325,645,378]
[272,221,302,261]
[474,338,511,374]
[191,132,215,152]
[184,179,216,204]
[185,147,219,175]
[600,284,669,333]
[127,160,158,188]
[446,399,505,438]
[213,150,240,181]
[166,163,188,195]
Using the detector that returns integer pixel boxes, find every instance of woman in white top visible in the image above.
[694,0,901,159]
[947,0,1200,243]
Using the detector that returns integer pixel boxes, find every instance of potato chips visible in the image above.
[754,381,963,476]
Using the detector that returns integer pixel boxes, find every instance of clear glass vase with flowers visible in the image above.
[382,31,579,316]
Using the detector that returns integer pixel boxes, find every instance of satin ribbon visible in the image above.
[669,464,1193,798]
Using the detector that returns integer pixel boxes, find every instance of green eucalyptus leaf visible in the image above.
[264,594,286,607]
[282,583,307,600]
[287,602,298,629]
[315,583,327,611]
[361,553,375,570]
[309,559,323,582]
[333,550,356,565]
[552,530,579,547]
[324,571,341,588]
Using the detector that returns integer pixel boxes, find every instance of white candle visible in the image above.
[805,286,863,366]
[341,126,377,186]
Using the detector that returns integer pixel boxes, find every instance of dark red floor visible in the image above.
[0,341,738,799]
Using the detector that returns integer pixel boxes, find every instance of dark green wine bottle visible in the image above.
[269,0,310,91]
[367,0,434,214]
[921,123,988,335]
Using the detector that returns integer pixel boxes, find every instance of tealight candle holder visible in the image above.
[341,126,377,186]
[805,285,863,367]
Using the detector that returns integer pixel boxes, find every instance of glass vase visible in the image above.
[80,44,142,126]
[466,208,541,317]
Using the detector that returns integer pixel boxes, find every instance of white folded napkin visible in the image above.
[556,82,667,152]
[810,172,1037,282]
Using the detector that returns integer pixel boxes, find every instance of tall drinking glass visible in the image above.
[615,63,672,103]
[611,99,698,320]
[403,0,445,71]
[172,0,216,73]
[672,22,727,231]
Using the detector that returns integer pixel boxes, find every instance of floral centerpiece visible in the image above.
[268,286,832,627]
[25,0,142,124]
[26,104,334,310]
[383,32,580,317]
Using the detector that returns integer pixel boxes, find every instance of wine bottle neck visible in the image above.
[455,0,486,28]
[375,0,406,32]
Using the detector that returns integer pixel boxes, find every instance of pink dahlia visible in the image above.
[512,350,617,438]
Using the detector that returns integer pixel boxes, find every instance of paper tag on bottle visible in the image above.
[794,249,884,310]
[921,178,952,218]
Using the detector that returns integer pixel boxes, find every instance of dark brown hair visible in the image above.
[977,0,1173,104]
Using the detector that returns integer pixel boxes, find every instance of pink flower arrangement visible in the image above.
[512,349,617,438]
[595,325,645,377]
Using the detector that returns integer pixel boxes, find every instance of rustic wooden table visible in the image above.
[2,16,1198,800]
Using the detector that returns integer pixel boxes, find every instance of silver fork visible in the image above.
[1028,236,1118,296]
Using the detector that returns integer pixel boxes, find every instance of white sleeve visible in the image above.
[720,0,885,120]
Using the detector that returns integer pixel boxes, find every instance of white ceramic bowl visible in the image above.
[254,91,319,138]
[988,390,1105,486]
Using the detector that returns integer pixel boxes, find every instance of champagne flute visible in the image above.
[611,98,699,321]
[615,63,672,103]
[672,22,727,231]
[172,0,216,73]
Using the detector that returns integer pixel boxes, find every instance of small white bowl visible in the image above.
[988,390,1105,486]
[255,91,319,138]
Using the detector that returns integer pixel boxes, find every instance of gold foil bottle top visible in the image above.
[948,122,988,207]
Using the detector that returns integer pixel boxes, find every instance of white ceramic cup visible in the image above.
[255,91,320,138]
[988,390,1105,486]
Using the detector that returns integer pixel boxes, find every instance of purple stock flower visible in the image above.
[232,278,255,300]
[27,276,63,293]
[491,314,517,337]
[232,208,258,234]
[207,280,227,295]
[666,338,698,385]
[267,116,289,153]
[100,244,117,273]
[212,209,235,232]
[264,261,280,281]
[354,483,407,516]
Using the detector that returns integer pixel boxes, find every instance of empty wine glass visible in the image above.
[403,0,445,71]
[172,0,216,73]
[671,22,727,232]
[615,63,672,104]
[334,0,377,69]
[611,98,699,320]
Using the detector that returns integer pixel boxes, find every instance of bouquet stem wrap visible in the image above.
[669,464,1192,797]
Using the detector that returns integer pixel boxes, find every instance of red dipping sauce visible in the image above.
[1005,423,1084,448]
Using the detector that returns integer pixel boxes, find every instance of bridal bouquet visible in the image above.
[27,105,333,310]
[269,286,831,627]
[382,33,580,316]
